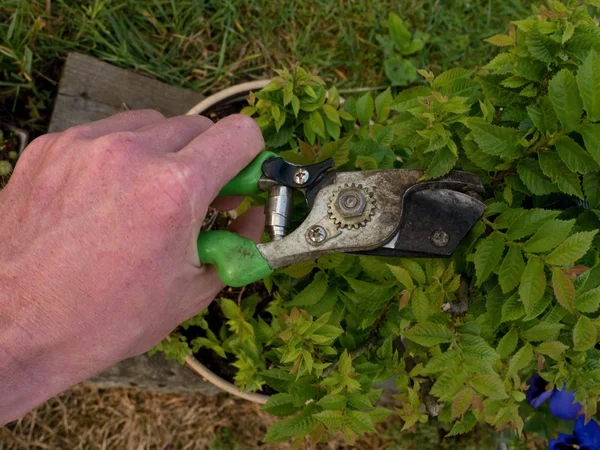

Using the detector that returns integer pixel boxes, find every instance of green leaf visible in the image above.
[506,209,560,241]
[368,407,393,424]
[310,111,326,138]
[576,287,600,313]
[263,393,301,417]
[523,292,553,321]
[470,374,508,399]
[263,404,317,442]
[356,93,374,127]
[474,233,505,286]
[548,69,584,133]
[452,388,474,419]
[411,288,431,323]
[289,271,329,306]
[466,118,521,158]
[424,147,457,179]
[322,104,341,125]
[501,294,525,323]
[536,341,568,357]
[581,123,600,165]
[527,27,560,63]
[538,152,583,198]
[523,219,576,253]
[527,97,558,135]
[346,410,377,434]
[431,367,468,401]
[499,247,525,293]
[220,298,240,320]
[519,256,547,315]
[347,393,374,410]
[403,322,453,347]
[517,158,558,195]
[316,394,346,410]
[313,410,344,431]
[447,411,477,437]
[375,88,393,122]
[401,260,427,285]
[552,267,576,312]
[387,265,414,289]
[485,34,514,46]
[507,343,533,377]
[521,322,564,342]
[584,172,600,207]
[556,136,599,174]
[545,231,598,266]
[577,50,600,122]
[573,315,597,352]
[291,96,300,117]
[496,327,519,359]
[388,13,411,49]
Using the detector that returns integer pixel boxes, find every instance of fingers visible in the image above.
[134,115,214,153]
[71,109,166,138]
[176,115,264,201]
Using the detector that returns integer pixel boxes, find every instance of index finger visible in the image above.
[176,114,264,200]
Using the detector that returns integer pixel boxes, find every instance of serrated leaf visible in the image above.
[403,322,453,347]
[584,172,600,207]
[322,104,341,125]
[519,256,546,315]
[347,393,373,410]
[466,118,521,158]
[536,341,568,357]
[452,388,473,419]
[470,374,508,399]
[555,136,599,174]
[474,233,505,286]
[549,69,584,133]
[538,152,583,198]
[316,394,346,410]
[346,410,377,434]
[401,260,427,285]
[496,327,519,359]
[527,27,560,63]
[485,34,514,46]
[523,219,575,253]
[545,231,598,266]
[517,158,558,195]
[263,393,301,417]
[577,50,600,122]
[506,209,561,241]
[431,367,468,401]
[499,247,525,293]
[263,404,317,442]
[521,322,564,342]
[552,267,576,311]
[356,93,374,127]
[375,88,393,122]
[501,294,525,323]
[576,287,600,313]
[368,407,393,424]
[573,315,597,352]
[523,292,553,321]
[313,410,344,430]
[447,411,477,437]
[289,271,328,306]
[507,343,533,377]
[387,265,414,289]
[411,288,430,323]
[424,147,457,179]
[527,97,558,135]
[463,138,502,170]
[581,123,600,166]
[423,350,461,375]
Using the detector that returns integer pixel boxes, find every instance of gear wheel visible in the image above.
[327,183,376,229]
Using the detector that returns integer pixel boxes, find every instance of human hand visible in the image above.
[0,111,264,424]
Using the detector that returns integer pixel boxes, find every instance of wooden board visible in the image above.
[48,52,214,393]
[49,52,204,132]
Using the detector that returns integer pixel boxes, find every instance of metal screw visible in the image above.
[430,229,450,248]
[294,168,310,185]
[306,225,327,245]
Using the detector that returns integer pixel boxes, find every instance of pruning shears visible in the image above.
[197,153,487,287]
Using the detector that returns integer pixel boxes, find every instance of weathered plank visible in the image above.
[49,52,204,132]
[48,52,214,393]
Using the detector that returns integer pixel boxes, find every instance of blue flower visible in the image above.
[526,375,582,420]
[549,416,600,450]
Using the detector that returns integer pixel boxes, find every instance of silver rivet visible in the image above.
[306,225,327,245]
[294,168,310,185]
[430,229,450,248]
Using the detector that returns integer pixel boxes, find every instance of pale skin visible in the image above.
[0,111,265,426]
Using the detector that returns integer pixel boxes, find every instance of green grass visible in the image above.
[1,0,534,133]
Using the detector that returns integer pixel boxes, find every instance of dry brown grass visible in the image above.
[0,385,396,450]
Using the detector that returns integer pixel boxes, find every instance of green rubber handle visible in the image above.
[197,231,274,287]
[218,151,279,197]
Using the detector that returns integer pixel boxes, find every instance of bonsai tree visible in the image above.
[154,1,600,446]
